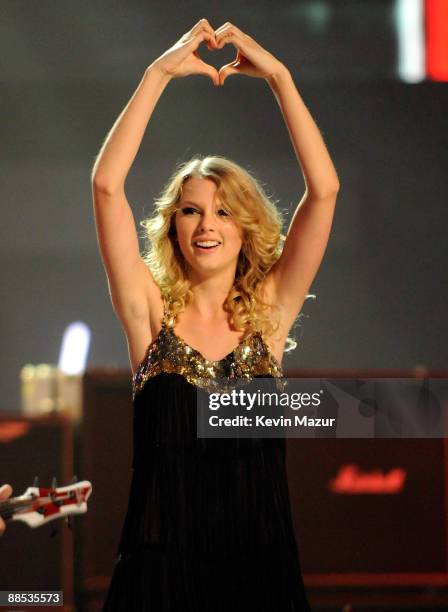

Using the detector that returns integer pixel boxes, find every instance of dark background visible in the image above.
[1,0,447,412]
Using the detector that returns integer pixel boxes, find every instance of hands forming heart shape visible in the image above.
[153,19,286,87]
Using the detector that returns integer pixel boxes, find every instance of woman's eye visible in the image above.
[181,206,230,217]
[181,207,197,215]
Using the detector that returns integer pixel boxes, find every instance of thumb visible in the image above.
[218,64,239,86]
[196,58,220,86]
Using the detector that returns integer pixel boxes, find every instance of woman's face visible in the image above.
[174,177,243,277]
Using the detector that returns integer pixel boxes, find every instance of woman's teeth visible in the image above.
[194,241,221,250]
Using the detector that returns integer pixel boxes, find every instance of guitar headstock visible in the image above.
[4,479,92,528]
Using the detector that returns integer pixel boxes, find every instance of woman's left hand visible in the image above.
[214,23,285,85]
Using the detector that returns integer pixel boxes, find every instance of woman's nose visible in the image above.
[198,210,217,232]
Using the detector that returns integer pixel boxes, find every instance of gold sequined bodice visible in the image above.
[132,306,285,399]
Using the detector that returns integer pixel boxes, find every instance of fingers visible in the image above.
[191,30,216,52]
[0,485,11,536]
[215,28,245,53]
[0,484,12,501]
[188,19,246,50]
[189,18,218,49]
[215,22,245,38]
[214,22,246,47]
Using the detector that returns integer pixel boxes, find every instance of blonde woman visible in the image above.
[92,19,339,611]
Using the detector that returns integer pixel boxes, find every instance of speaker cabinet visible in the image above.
[288,438,447,572]
[285,368,448,608]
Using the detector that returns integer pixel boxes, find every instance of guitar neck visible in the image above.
[0,497,34,521]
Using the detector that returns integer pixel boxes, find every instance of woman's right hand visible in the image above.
[150,19,220,86]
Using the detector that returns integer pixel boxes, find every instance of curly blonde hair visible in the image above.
[140,154,301,353]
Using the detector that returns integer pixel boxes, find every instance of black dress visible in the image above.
[102,306,312,611]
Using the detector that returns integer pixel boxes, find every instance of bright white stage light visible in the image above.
[395,0,425,83]
[58,321,91,375]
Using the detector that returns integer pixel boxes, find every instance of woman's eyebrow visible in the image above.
[180,201,223,208]
[180,200,201,207]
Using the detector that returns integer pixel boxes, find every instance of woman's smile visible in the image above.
[193,239,222,253]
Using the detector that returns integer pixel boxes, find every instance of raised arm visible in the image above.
[91,68,171,328]
[214,23,340,334]
[266,66,340,331]
[91,20,219,333]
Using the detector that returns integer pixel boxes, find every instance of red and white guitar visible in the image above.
[0,478,92,528]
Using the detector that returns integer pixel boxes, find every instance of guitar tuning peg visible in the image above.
[72,475,78,483]
[50,521,58,539]
[51,477,58,489]
[33,476,39,488]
